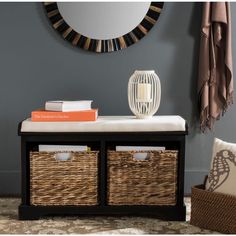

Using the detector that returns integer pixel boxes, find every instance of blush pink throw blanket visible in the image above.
[198,2,233,131]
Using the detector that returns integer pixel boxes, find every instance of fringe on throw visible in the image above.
[200,91,234,132]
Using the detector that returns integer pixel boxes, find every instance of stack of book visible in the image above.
[31,100,98,122]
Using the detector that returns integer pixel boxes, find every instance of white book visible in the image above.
[38,145,88,152]
[115,146,165,151]
[45,100,92,112]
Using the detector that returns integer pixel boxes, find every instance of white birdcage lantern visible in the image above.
[128,70,161,119]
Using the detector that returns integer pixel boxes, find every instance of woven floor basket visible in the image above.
[107,150,178,205]
[30,151,99,206]
[190,185,236,234]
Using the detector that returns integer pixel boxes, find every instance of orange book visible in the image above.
[31,109,98,122]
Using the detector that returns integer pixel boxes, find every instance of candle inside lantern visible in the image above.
[137,83,152,102]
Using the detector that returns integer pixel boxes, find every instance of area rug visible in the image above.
[0,198,219,234]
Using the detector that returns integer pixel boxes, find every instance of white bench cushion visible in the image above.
[20,116,186,133]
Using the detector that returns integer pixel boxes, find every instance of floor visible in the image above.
[0,198,219,234]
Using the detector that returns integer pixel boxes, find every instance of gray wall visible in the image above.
[0,2,235,195]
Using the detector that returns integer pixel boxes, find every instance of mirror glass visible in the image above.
[45,2,164,53]
[57,2,151,40]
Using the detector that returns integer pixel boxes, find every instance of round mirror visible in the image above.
[44,2,164,53]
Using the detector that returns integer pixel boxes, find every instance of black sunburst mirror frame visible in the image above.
[44,2,164,53]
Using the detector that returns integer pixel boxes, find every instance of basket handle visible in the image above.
[132,152,151,161]
[54,152,73,161]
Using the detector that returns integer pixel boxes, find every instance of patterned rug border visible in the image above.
[0,198,220,234]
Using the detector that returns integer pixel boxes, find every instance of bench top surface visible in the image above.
[20,116,187,133]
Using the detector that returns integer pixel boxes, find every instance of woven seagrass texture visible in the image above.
[190,185,236,234]
[30,151,99,206]
[107,150,178,205]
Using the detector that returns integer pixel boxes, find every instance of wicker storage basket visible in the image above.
[190,184,236,234]
[30,151,99,206]
[107,150,178,205]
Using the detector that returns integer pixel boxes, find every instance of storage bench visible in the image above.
[18,115,188,220]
